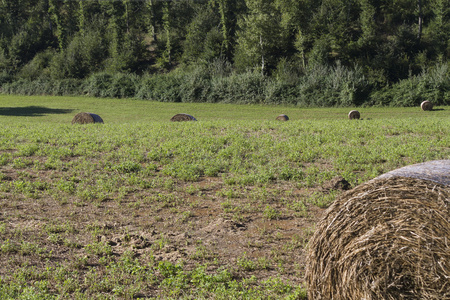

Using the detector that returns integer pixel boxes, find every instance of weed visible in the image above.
[263,205,281,220]
[84,241,113,257]
[237,252,257,271]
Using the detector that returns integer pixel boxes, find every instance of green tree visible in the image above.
[48,0,66,51]
[182,6,221,64]
[234,0,285,74]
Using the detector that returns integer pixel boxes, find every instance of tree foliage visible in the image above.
[0,0,448,105]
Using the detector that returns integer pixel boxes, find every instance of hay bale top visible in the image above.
[276,114,289,121]
[72,112,104,124]
[348,110,360,119]
[421,100,433,111]
[170,114,197,122]
[375,160,450,186]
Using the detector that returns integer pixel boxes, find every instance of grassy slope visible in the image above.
[0,95,449,299]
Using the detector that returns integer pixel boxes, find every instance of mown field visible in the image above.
[1,95,449,299]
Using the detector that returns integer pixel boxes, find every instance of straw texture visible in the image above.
[348,110,360,119]
[72,112,103,124]
[170,114,197,122]
[306,164,450,299]
[276,114,289,121]
[421,101,433,111]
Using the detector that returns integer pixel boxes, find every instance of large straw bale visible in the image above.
[170,114,197,122]
[306,160,450,300]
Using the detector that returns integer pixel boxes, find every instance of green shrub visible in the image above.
[0,78,82,96]
[0,70,13,88]
[105,73,139,98]
[17,50,54,80]
[264,80,299,105]
[210,70,266,104]
[371,63,450,106]
[136,73,182,102]
[83,73,114,97]
[179,66,211,103]
[296,63,371,107]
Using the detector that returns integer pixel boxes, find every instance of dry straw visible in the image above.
[72,112,104,124]
[276,114,289,121]
[306,160,450,300]
[421,100,433,111]
[170,114,197,122]
[348,110,360,119]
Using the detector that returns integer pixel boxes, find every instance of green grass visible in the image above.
[0,94,449,299]
[2,94,448,124]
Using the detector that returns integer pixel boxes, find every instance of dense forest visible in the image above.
[0,0,449,106]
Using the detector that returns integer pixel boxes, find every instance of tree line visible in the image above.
[0,0,449,106]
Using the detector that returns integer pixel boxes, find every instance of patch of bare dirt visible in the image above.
[0,172,326,294]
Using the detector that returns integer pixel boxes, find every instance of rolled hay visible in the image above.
[421,100,433,111]
[276,114,289,121]
[170,113,197,122]
[72,112,104,124]
[348,110,360,119]
[306,160,450,300]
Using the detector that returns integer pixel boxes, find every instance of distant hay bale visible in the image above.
[276,114,289,121]
[348,110,360,119]
[421,100,433,111]
[306,160,450,300]
[72,112,104,124]
[170,114,197,122]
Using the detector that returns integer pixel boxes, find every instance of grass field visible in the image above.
[1,95,449,299]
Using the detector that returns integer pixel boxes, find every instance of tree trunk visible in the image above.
[260,34,265,75]
[417,0,423,43]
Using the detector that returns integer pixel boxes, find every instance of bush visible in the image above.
[371,63,450,106]
[179,66,211,103]
[18,50,54,80]
[2,61,446,107]
[264,80,299,105]
[0,78,82,96]
[83,73,114,97]
[105,73,139,98]
[210,70,266,104]
[296,63,371,107]
[136,73,182,102]
[0,70,13,89]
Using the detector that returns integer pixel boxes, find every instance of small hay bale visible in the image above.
[421,100,433,111]
[276,114,289,121]
[72,112,104,124]
[348,110,360,120]
[306,160,450,300]
[170,114,197,122]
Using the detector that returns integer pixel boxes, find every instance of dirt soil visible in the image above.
[0,164,349,296]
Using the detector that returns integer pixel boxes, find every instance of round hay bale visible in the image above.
[421,100,433,111]
[348,110,360,120]
[170,114,197,122]
[72,112,104,124]
[276,114,289,121]
[306,160,450,300]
